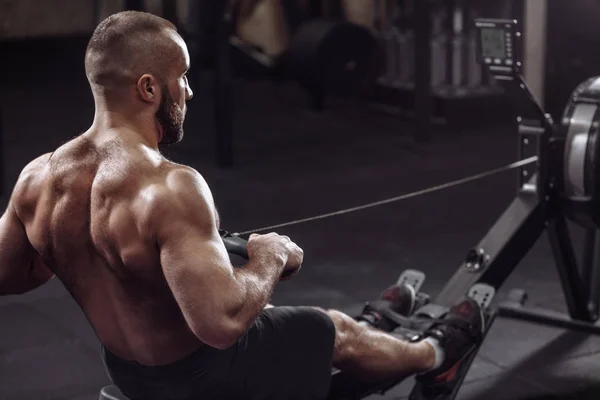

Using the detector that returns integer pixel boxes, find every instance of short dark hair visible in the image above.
[85,11,178,99]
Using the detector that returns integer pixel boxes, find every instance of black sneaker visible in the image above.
[379,282,418,316]
[357,283,417,331]
[415,297,485,385]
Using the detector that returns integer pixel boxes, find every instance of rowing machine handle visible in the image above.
[220,230,249,259]
[219,230,295,279]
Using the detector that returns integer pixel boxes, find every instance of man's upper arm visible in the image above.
[152,167,242,348]
[0,154,53,294]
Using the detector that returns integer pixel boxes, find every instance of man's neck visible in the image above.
[91,109,161,149]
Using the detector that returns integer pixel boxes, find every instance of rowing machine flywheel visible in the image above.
[562,76,600,227]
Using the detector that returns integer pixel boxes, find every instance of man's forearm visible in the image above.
[230,254,284,328]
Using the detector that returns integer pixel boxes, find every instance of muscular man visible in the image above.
[0,11,484,400]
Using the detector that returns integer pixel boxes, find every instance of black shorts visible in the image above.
[102,306,336,400]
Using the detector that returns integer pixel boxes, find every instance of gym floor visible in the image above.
[1,38,600,400]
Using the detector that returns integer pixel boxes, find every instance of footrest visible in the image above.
[408,310,497,400]
[397,269,426,293]
[467,283,495,309]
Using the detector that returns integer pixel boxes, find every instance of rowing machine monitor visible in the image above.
[475,19,520,76]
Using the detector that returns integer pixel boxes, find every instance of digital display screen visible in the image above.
[481,28,506,59]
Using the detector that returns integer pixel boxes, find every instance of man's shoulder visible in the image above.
[155,163,209,198]
[163,163,203,184]
[19,153,52,177]
[141,163,214,225]
[12,153,52,199]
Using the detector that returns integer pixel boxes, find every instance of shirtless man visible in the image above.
[0,11,484,400]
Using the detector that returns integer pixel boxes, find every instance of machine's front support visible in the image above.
[498,216,600,333]
[548,216,596,321]
[498,298,600,335]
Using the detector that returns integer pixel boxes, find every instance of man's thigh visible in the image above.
[231,306,336,400]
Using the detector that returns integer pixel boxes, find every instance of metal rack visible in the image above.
[371,0,524,137]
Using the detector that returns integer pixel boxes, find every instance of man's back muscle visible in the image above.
[13,134,203,365]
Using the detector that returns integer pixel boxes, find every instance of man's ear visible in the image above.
[136,74,158,103]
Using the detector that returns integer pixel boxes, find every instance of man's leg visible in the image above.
[321,308,434,381]
[317,296,485,383]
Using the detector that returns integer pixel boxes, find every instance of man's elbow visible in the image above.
[0,272,55,296]
[190,318,247,350]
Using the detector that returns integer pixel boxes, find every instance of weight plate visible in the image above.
[287,19,378,93]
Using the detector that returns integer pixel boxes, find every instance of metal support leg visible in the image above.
[414,0,432,142]
[214,1,235,168]
[582,228,600,317]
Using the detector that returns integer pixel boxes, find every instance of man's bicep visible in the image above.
[159,220,232,286]
[158,219,242,346]
[156,167,231,283]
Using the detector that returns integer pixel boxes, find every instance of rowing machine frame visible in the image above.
[326,18,600,400]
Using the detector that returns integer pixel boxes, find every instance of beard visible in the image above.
[156,86,185,145]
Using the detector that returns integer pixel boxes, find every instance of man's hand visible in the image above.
[247,233,304,280]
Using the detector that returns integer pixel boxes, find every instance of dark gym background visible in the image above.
[1,1,600,399]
